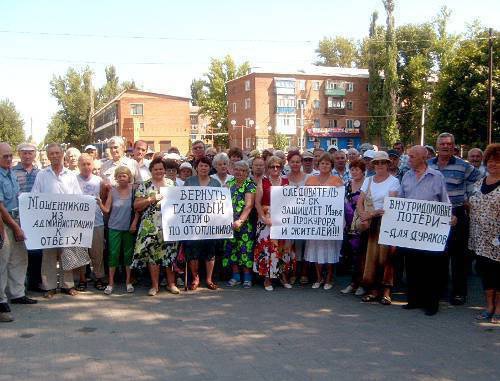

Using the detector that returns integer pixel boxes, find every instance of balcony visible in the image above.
[324,107,346,115]
[324,88,346,97]
[276,106,296,114]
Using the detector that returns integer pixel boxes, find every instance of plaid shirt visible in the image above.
[12,163,39,193]
[428,156,481,207]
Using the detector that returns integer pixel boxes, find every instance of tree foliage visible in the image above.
[190,78,206,106]
[315,36,361,67]
[196,55,250,148]
[273,133,289,151]
[0,98,25,147]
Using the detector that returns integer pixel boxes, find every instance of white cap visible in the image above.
[164,153,181,161]
[327,144,339,152]
[179,162,193,171]
[84,145,97,151]
[363,149,376,159]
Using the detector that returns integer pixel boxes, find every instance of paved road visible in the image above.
[1,276,499,381]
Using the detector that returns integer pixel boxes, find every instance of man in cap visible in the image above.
[301,151,317,175]
[327,144,339,154]
[13,143,42,292]
[362,150,376,176]
[84,145,101,175]
[0,142,37,323]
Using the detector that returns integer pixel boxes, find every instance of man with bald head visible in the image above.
[399,145,450,316]
[0,143,37,323]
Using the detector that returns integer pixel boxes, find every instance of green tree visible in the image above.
[97,65,137,108]
[190,78,206,106]
[429,27,499,147]
[197,55,250,148]
[382,0,400,146]
[0,98,25,146]
[45,112,69,144]
[272,133,289,151]
[315,36,360,67]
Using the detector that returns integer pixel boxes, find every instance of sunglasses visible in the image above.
[269,165,281,169]
[372,160,388,165]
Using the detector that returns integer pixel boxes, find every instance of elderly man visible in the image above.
[362,149,376,176]
[347,148,360,163]
[302,151,318,175]
[189,140,206,166]
[32,143,83,298]
[0,143,37,323]
[13,143,42,292]
[101,136,140,185]
[84,144,101,175]
[428,132,481,305]
[393,141,409,170]
[467,148,486,177]
[332,150,350,184]
[327,144,338,155]
[400,145,451,316]
[132,140,151,182]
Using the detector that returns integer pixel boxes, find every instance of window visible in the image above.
[366,84,369,92]
[314,119,320,128]
[139,122,145,130]
[245,138,252,149]
[145,141,154,150]
[328,97,345,109]
[313,99,320,109]
[328,119,338,128]
[346,82,354,92]
[130,104,143,116]
[312,81,320,90]
[298,80,306,91]
[277,95,296,108]
[346,101,353,110]
[275,79,295,88]
[232,103,237,113]
[329,138,338,146]
[297,99,306,109]
[160,140,172,152]
[346,119,354,129]
[244,98,251,109]
[245,80,251,91]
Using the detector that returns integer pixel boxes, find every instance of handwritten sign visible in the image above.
[270,186,345,240]
[160,186,233,240]
[378,197,452,251]
[19,193,96,250]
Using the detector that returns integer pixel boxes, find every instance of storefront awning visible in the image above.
[306,127,360,137]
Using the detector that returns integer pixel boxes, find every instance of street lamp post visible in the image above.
[249,119,255,149]
[230,120,236,148]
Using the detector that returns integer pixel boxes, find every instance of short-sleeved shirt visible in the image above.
[399,167,449,203]
[361,175,400,210]
[32,166,82,195]
[137,159,151,182]
[183,176,221,187]
[0,166,21,212]
[100,156,141,185]
[12,163,39,193]
[77,174,104,227]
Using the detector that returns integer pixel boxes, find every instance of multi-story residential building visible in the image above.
[92,89,191,154]
[189,105,214,146]
[226,66,369,151]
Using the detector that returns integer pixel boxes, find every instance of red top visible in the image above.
[261,176,289,206]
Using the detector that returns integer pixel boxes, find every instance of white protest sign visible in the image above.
[160,186,233,241]
[270,186,345,240]
[19,193,96,250]
[378,197,452,251]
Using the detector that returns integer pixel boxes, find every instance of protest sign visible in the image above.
[19,193,96,250]
[378,197,452,251]
[270,186,345,240]
[161,186,233,240]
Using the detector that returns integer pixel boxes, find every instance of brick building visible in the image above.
[92,89,191,154]
[226,66,369,151]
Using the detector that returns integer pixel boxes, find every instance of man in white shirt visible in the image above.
[32,143,83,298]
[100,136,140,185]
[133,140,151,182]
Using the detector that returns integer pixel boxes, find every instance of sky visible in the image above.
[0,0,499,144]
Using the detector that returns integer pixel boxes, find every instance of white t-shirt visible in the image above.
[360,175,400,210]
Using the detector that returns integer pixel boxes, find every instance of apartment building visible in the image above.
[226,66,369,151]
[92,89,191,154]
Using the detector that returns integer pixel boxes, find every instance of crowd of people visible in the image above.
[0,134,498,325]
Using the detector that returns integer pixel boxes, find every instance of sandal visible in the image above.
[206,282,218,290]
[361,294,378,302]
[189,281,199,291]
[76,281,87,292]
[44,289,56,299]
[62,288,78,296]
[94,279,106,291]
[380,296,392,305]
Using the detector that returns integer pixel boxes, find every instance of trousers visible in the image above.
[0,225,28,303]
[41,248,75,290]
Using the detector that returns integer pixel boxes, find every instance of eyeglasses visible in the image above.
[2,154,13,159]
[372,160,387,165]
[269,165,281,169]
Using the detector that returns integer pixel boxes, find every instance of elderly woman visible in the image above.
[65,147,81,173]
[357,151,400,305]
[211,152,234,186]
[469,143,500,324]
[177,162,194,185]
[254,156,291,291]
[223,161,256,288]
[131,157,179,296]
[340,159,367,296]
[285,150,310,284]
[183,157,221,290]
[163,159,182,186]
[304,153,344,289]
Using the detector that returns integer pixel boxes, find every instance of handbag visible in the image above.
[350,177,375,233]
[61,247,91,271]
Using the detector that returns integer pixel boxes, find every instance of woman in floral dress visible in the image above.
[132,157,179,296]
[223,161,256,288]
[253,155,291,291]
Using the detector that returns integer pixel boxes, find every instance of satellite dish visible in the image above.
[353,120,360,128]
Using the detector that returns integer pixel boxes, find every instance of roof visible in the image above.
[92,89,191,117]
[227,65,369,84]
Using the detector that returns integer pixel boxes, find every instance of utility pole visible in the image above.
[487,28,493,144]
[89,74,95,143]
[420,103,425,146]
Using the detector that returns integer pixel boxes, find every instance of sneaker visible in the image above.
[126,284,135,293]
[264,284,274,291]
[166,285,180,294]
[0,312,14,322]
[323,283,333,290]
[226,278,241,287]
[148,288,158,296]
[283,283,292,289]
[341,285,355,294]
[312,282,323,289]
[243,280,252,289]
[355,286,366,296]
[476,310,493,321]
[104,285,113,295]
